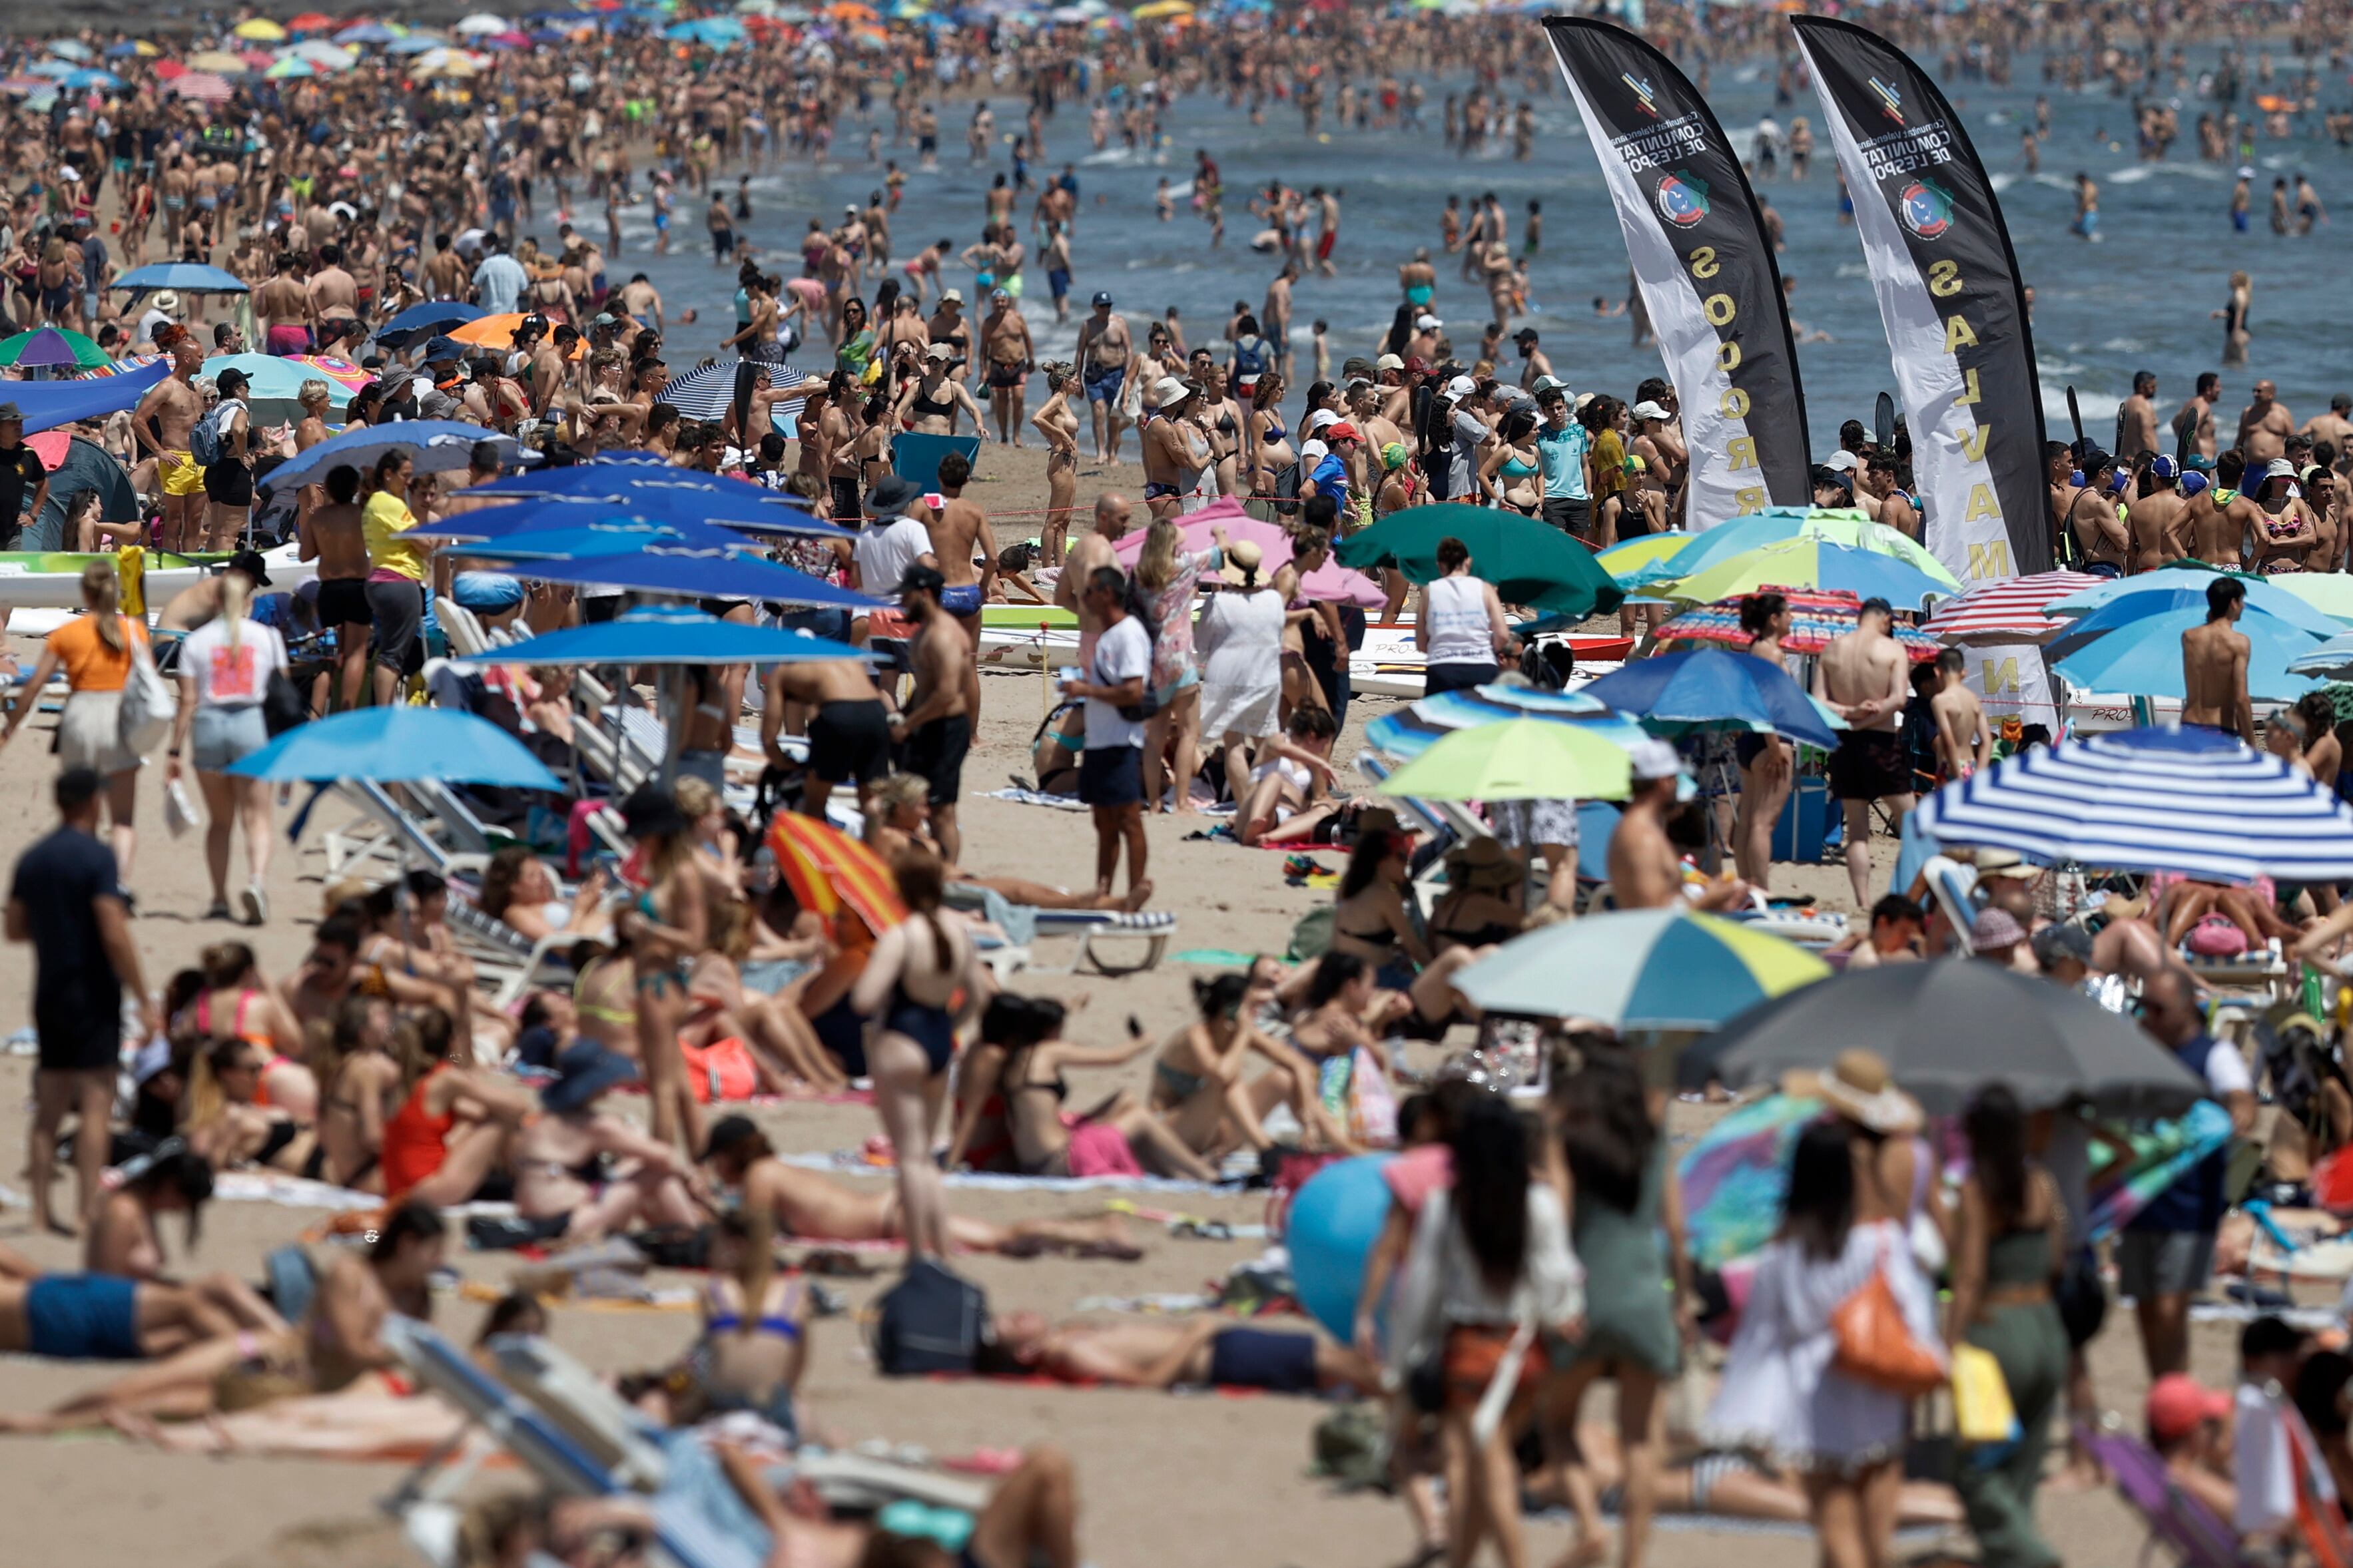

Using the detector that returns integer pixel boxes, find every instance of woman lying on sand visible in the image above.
[703,1117,1142,1258]
[980,1311,1380,1395]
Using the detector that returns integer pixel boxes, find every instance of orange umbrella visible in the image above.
[448,312,530,348]
[825,1,879,17]
[767,812,904,933]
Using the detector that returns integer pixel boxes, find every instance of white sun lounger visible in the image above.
[1022,908,1178,976]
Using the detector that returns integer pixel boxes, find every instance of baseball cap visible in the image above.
[1632,399,1672,421]
[1628,738,1684,782]
[2149,454,2180,481]
[1444,374,1478,399]
[226,548,273,587]
[1327,421,1362,443]
[1531,375,1570,399]
[2147,1374,2230,1443]
[1375,353,1405,373]
[1824,449,1861,473]
[2180,471,2210,497]
[1091,290,1114,307]
[923,342,955,361]
[1513,327,1539,343]
[1415,313,1443,331]
[1306,409,1341,432]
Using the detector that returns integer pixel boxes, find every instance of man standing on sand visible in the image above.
[1057,493,1133,670]
[2181,577,2253,743]
[763,655,890,822]
[1928,648,1991,784]
[1073,292,1132,463]
[1816,597,1915,909]
[9,767,154,1236]
[2173,372,2221,465]
[254,253,311,355]
[2116,370,2162,459]
[1064,567,1152,908]
[980,288,1034,447]
[2183,450,2264,567]
[2238,380,2295,467]
[926,450,997,720]
[887,565,975,866]
[130,328,208,555]
[2129,455,2191,571]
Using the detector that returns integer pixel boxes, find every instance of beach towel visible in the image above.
[777,1148,1238,1194]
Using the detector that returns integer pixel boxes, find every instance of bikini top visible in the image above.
[910,384,956,419]
[1005,1046,1070,1105]
[705,1280,802,1340]
[1500,454,1538,479]
[1261,418,1289,444]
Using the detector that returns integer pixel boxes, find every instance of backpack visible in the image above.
[188,399,237,467]
[1233,335,1267,378]
[872,1258,991,1376]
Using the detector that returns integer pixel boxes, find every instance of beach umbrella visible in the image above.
[2290,633,2353,680]
[338,22,406,43]
[2049,606,2322,700]
[1132,0,1192,14]
[2270,575,2353,621]
[200,354,356,421]
[1595,531,1695,587]
[1578,648,1841,749]
[2049,593,2338,660]
[455,13,512,33]
[2045,563,2346,631]
[388,35,445,53]
[233,18,290,40]
[1656,538,1957,609]
[1106,496,1387,607]
[1650,587,1941,662]
[657,358,815,423]
[1363,683,1649,762]
[1618,507,1948,591]
[228,707,561,790]
[1685,959,2207,1117]
[265,57,318,78]
[1678,1093,1826,1269]
[0,78,53,95]
[103,42,147,59]
[25,61,77,80]
[63,69,125,90]
[115,262,250,294]
[1911,723,2353,882]
[0,328,111,370]
[29,434,140,552]
[290,40,360,69]
[374,300,487,350]
[1335,503,1624,618]
[167,72,235,102]
[418,515,765,561]
[1452,907,1828,1030]
[46,41,95,62]
[186,49,250,73]
[767,810,904,931]
[288,12,341,31]
[261,420,530,497]
[282,355,374,395]
[447,312,541,349]
[454,464,842,538]
[1921,571,2109,644]
[456,604,868,668]
[504,547,882,612]
[1373,718,1633,804]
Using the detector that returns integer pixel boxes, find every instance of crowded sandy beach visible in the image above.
[8,5,2353,1568]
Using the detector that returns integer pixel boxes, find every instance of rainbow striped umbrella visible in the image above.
[286,354,374,392]
[1654,587,1941,661]
[1453,907,1830,1031]
[766,812,903,933]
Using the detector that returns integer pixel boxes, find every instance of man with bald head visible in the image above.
[1056,492,1134,667]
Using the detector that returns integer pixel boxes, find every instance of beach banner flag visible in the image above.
[1790,15,2051,583]
[1542,16,1813,527]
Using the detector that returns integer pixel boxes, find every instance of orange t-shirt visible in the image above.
[45,615,147,692]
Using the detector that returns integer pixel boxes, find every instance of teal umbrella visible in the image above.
[1335,503,1623,617]
[2050,607,2325,700]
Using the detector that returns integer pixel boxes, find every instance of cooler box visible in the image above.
[1771,776,1836,864]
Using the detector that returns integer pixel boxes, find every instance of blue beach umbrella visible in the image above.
[456,604,871,666]
[457,465,842,537]
[1578,648,1842,749]
[1450,907,1831,1030]
[430,518,766,561]
[202,353,355,406]
[47,41,95,62]
[229,707,561,789]
[25,61,77,80]
[1912,724,2353,883]
[113,262,250,294]
[1363,682,1650,761]
[505,547,884,612]
[374,300,487,350]
[2046,594,2334,660]
[262,421,529,497]
[63,69,125,90]
[2044,567,2346,634]
[2049,607,2324,701]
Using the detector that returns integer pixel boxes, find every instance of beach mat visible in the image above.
[778,1149,1243,1194]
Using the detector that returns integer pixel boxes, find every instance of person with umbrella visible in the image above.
[0,401,48,549]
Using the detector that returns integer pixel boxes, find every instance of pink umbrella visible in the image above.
[1107,495,1385,605]
[169,71,234,101]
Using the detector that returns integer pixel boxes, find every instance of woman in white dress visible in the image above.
[1194,540,1286,804]
[1706,1099,1943,1568]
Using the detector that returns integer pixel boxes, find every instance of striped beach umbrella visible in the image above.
[660,358,815,423]
[766,811,904,932]
[1912,724,2353,882]
[1362,683,1649,762]
[1921,571,2105,643]
[1653,587,1941,661]
[1451,908,1830,1030]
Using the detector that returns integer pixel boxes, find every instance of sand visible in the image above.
[0,397,2225,1568]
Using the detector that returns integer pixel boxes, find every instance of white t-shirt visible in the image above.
[1085,615,1152,750]
[180,617,288,710]
[852,515,931,597]
[2190,1036,2255,1098]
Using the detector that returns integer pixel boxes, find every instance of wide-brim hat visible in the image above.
[1813,1047,1922,1135]
[1447,836,1522,890]
[542,1041,639,1114]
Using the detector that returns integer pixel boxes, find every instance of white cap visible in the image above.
[1375,353,1405,372]
[1445,374,1478,399]
[1628,738,1686,782]
[1632,399,1672,422]
[1306,408,1341,432]
[1824,449,1861,473]
[1415,314,1443,330]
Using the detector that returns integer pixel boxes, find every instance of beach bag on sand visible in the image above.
[873,1258,990,1376]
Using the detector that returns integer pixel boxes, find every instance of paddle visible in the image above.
[1873,391,1895,451]
[2065,384,2087,459]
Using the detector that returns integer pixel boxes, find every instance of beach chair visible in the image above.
[2077,1423,2252,1567]
[1022,908,1179,977]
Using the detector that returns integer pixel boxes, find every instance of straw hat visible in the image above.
[1446,836,1522,891]
[1812,1048,1921,1135]
[1353,806,1405,839]
[151,290,182,316]
[1217,538,1267,586]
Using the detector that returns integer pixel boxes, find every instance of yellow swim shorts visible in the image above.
[160,450,206,498]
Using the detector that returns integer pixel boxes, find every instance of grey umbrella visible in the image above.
[1680,958,2208,1117]
[27,434,140,551]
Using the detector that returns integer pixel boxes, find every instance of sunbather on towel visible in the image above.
[958,993,1219,1182]
[864,772,1149,912]
[1143,971,1356,1159]
[181,1034,317,1180]
[685,900,852,1093]
[978,1312,1379,1394]
[703,1117,1143,1259]
[379,1005,542,1208]
[0,1202,446,1433]
[478,846,615,946]
[512,1043,715,1244]
[0,1243,239,1363]
[86,1140,284,1336]
[1520,1425,1967,1529]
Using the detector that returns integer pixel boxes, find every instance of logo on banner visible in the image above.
[1868,75,1906,125]
[1897,178,1956,239]
[1654,170,1710,228]
[1621,72,1660,118]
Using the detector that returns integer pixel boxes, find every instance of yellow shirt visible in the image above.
[362,490,428,582]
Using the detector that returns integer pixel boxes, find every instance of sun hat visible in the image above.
[1153,375,1197,408]
[923,342,955,361]
[1969,906,2029,954]
[1217,539,1266,585]
[1814,1048,1923,1135]
[151,289,182,315]
[541,1041,639,1115]
[1447,836,1523,890]
[866,475,922,518]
